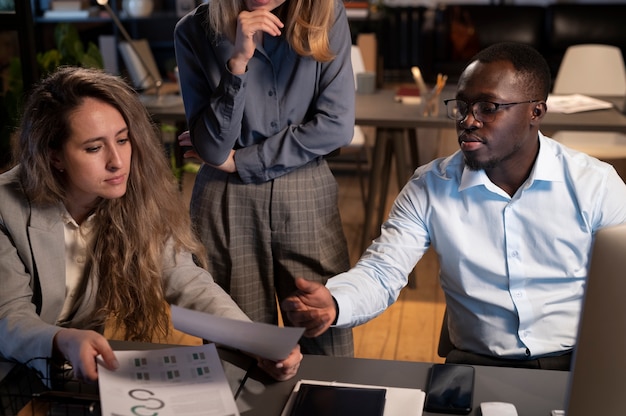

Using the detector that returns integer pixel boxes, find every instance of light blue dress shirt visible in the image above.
[329,133,626,359]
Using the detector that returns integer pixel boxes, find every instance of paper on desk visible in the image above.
[280,379,426,416]
[98,343,239,416]
[547,94,614,114]
[171,305,304,361]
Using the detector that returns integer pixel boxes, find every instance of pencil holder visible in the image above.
[422,90,441,117]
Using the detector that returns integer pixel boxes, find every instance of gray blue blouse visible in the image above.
[174,1,355,183]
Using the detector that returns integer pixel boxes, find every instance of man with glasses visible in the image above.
[283,42,626,370]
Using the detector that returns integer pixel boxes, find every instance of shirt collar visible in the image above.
[59,204,96,229]
[459,131,565,193]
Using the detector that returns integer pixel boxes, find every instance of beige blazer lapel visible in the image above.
[28,204,66,324]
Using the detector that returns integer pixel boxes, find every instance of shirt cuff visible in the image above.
[330,290,353,327]
[233,145,263,183]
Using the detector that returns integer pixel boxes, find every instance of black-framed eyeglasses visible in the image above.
[443,99,541,123]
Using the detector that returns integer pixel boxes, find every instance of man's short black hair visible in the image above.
[467,42,552,100]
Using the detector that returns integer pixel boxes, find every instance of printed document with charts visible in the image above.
[281,379,426,416]
[97,308,304,415]
[98,343,239,416]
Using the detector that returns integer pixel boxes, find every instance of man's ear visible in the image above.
[531,102,546,123]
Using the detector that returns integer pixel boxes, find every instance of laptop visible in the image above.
[564,223,626,415]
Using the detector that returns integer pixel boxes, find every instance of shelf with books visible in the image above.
[36,9,178,23]
[41,0,95,18]
[32,0,181,83]
[344,1,370,19]
[42,9,98,19]
[49,0,89,10]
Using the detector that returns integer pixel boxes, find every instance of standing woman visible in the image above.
[175,0,355,356]
[0,66,300,382]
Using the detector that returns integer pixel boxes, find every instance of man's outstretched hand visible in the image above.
[281,278,337,338]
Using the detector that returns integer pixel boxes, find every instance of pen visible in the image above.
[234,359,257,400]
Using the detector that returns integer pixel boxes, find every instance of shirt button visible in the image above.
[525,348,531,356]
[268,90,274,97]
[271,121,277,128]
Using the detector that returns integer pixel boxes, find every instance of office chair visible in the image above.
[552,44,626,96]
[550,44,626,164]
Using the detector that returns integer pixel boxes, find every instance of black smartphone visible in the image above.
[424,363,475,414]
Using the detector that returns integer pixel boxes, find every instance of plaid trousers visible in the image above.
[190,158,354,356]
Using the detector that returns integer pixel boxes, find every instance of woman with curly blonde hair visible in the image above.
[175,0,355,357]
[0,66,301,382]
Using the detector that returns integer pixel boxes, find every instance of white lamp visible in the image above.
[96,0,181,107]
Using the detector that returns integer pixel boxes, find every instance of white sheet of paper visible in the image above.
[171,305,304,361]
[547,94,614,114]
[98,344,239,416]
[280,379,426,416]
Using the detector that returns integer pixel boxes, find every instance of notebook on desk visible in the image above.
[564,223,626,416]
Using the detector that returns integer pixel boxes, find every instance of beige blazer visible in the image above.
[0,166,249,371]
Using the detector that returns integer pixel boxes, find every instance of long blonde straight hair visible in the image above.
[208,0,336,62]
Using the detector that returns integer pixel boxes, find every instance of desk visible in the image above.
[1,346,569,416]
[145,93,626,133]
[354,91,626,132]
[231,354,569,416]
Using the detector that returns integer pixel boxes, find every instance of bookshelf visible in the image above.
[31,0,180,80]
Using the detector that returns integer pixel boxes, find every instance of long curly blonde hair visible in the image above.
[13,66,207,341]
[208,0,337,62]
